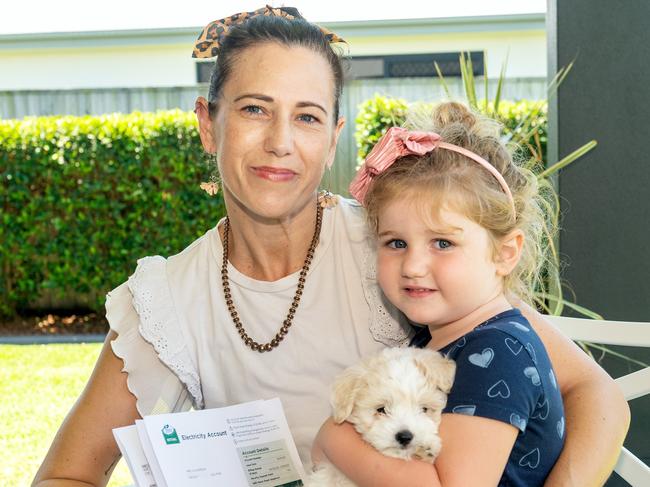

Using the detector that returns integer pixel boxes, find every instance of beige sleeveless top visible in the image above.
[107,198,412,464]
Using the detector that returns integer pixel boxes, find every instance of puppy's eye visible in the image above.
[422,407,429,413]
[376,406,386,415]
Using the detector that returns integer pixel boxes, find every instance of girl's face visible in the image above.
[376,198,505,331]
[209,42,344,221]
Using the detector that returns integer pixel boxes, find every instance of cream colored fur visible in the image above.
[307,347,455,487]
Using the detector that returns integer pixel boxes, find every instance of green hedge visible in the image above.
[1,99,548,319]
[355,95,548,169]
[354,95,409,169]
[0,111,224,318]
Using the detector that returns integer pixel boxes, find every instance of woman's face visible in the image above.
[208,42,344,221]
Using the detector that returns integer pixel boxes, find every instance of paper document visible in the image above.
[113,425,158,487]
[114,398,304,487]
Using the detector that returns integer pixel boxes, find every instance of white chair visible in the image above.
[547,315,650,487]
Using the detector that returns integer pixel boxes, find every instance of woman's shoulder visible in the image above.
[104,226,219,413]
[336,195,364,215]
[125,224,218,276]
[116,226,217,309]
[106,275,200,414]
[332,196,368,242]
[168,224,220,266]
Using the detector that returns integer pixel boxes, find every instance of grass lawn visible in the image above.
[0,343,132,487]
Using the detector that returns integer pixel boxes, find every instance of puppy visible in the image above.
[307,347,455,487]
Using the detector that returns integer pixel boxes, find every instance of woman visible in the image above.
[34,7,628,487]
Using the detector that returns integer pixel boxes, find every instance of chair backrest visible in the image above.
[547,315,650,487]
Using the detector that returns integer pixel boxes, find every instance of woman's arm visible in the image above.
[32,331,141,487]
[313,414,518,487]
[518,302,630,487]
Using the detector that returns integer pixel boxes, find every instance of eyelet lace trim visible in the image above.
[361,239,412,347]
[338,198,411,346]
[127,256,204,409]
[331,200,410,347]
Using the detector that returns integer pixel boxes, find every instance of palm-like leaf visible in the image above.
[446,52,602,317]
[441,53,649,367]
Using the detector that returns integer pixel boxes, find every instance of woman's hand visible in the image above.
[32,331,141,487]
[518,302,630,487]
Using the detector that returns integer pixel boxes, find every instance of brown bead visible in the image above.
[221,205,323,352]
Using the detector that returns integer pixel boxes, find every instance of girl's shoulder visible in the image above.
[465,309,548,361]
[444,309,560,402]
[411,309,538,352]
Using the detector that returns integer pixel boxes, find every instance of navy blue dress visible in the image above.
[411,309,565,486]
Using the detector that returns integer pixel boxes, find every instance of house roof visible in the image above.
[0,13,544,51]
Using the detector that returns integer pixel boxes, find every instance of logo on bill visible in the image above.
[161,424,180,445]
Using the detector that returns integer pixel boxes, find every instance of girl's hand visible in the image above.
[310,428,327,467]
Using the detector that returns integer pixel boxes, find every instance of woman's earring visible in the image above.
[200,152,220,196]
[318,167,338,209]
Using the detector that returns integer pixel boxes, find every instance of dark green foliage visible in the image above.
[0,111,224,318]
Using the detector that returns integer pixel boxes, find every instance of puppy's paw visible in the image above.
[413,437,442,463]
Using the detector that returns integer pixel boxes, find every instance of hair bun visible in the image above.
[432,101,477,129]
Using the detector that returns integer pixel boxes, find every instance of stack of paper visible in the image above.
[113,398,305,487]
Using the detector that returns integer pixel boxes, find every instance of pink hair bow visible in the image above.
[349,127,441,205]
[348,126,515,215]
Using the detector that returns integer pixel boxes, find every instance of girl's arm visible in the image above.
[314,414,518,487]
[32,331,141,487]
[313,419,440,487]
[518,302,630,486]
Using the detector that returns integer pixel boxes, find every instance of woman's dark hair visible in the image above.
[207,14,345,122]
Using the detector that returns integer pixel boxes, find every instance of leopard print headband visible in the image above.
[192,5,346,59]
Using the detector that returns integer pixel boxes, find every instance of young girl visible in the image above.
[314,102,564,486]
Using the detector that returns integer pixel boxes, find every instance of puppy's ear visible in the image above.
[437,356,456,394]
[330,365,365,423]
[415,350,456,394]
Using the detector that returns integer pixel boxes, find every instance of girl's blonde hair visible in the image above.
[364,101,555,305]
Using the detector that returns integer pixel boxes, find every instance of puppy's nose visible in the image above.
[395,430,413,446]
